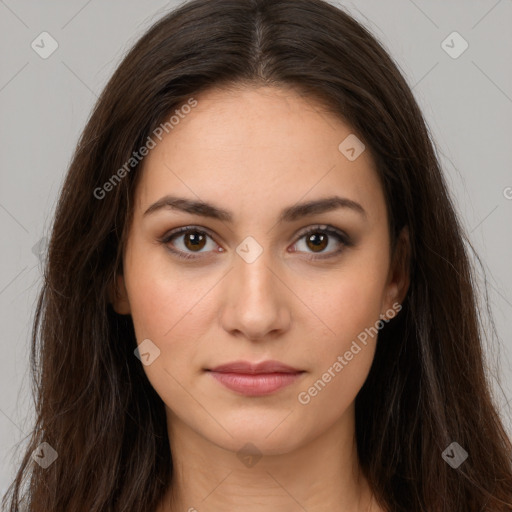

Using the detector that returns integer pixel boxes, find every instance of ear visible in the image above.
[108,272,131,315]
[382,226,410,316]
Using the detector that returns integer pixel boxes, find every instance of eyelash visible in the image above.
[159,225,352,261]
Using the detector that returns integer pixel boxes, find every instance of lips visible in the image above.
[206,360,305,396]
[208,360,302,374]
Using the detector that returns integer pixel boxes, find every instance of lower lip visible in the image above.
[208,371,303,396]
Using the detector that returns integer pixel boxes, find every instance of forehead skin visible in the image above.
[131,85,387,246]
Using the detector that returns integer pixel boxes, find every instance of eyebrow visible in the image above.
[143,194,367,223]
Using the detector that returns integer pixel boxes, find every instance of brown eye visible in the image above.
[161,224,351,261]
[292,225,351,259]
[305,232,329,253]
[160,226,218,260]
[182,231,207,251]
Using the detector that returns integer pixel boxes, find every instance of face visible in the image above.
[111,85,408,456]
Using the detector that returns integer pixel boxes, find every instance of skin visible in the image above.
[111,85,410,512]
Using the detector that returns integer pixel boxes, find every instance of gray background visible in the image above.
[1,0,511,495]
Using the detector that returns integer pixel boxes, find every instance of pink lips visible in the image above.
[207,360,304,396]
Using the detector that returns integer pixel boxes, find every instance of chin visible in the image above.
[205,411,307,456]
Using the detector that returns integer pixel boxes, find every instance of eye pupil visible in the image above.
[307,233,328,252]
[184,232,206,251]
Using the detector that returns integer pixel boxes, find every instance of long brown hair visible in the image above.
[3,0,512,510]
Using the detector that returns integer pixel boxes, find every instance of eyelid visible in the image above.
[159,224,352,260]
[295,224,350,243]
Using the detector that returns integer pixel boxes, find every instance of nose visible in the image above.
[219,245,291,342]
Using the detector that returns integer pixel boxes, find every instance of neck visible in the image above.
[157,403,375,512]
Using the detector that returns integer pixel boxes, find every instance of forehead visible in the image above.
[134,85,385,226]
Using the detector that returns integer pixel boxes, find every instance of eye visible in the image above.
[160,226,219,260]
[290,225,352,260]
[159,224,352,261]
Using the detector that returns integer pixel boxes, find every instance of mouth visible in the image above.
[205,360,305,396]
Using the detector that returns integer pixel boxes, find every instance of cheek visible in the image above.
[124,242,214,340]
[297,248,388,400]
[123,247,227,389]
[297,281,381,416]
[307,254,388,346]
[127,278,212,377]
[124,263,212,410]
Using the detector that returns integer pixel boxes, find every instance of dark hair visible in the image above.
[3,0,512,510]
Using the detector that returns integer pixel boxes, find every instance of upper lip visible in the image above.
[208,360,303,374]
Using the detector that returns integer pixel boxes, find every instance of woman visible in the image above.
[3,0,512,510]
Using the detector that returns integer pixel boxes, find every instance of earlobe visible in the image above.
[383,226,411,315]
[108,273,131,315]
